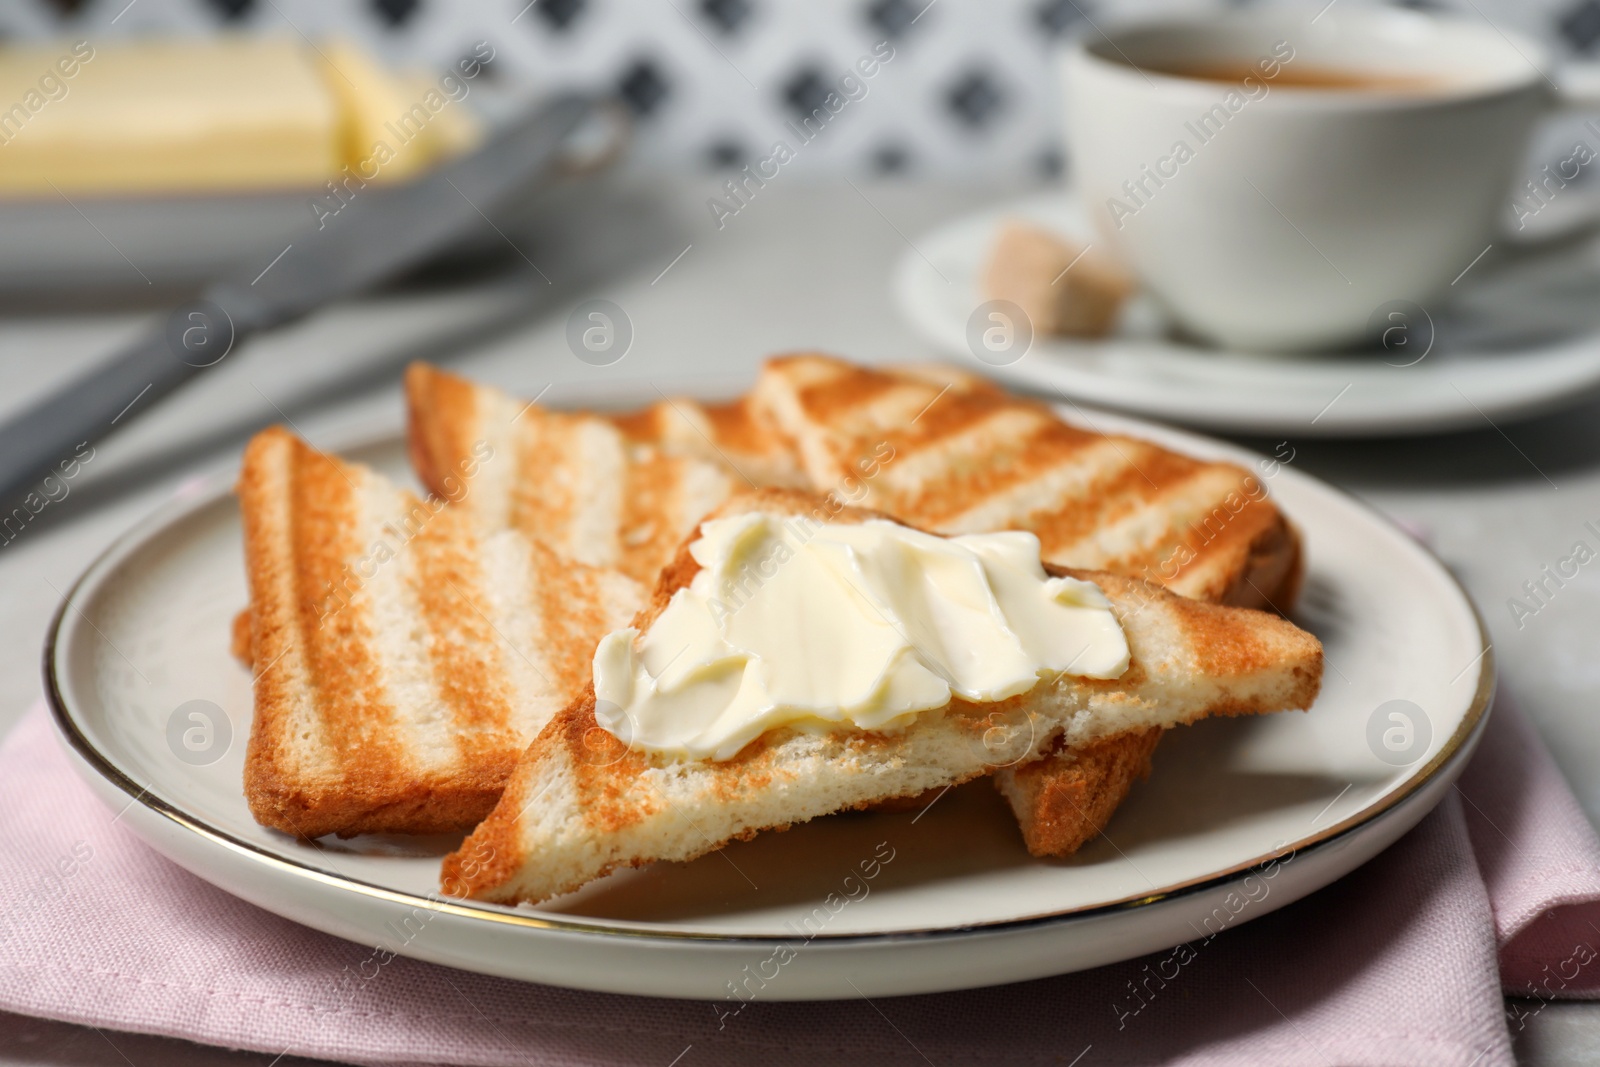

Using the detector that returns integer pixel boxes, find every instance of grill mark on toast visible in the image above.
[559,694,662,835]
[476,532,556,739]
[1085,465,1271,593]
[646,398,708,449]
[897,389,1026,441]
[534,538,627,699]
[1119,496,1287,603]
[510,415,626,568]
[790,359,994,444]
[796,365,903,428]
[875,392,1027,471]
[287,445,408,818]
[886,361,1004,397]
[881,411,1101,525]
[510,413,578,559]
[564,692,799,838]
[929,436,1132,534]
[468,532,644,746]
[1024,445,1200,563]
[1164,592,1321,703]
[409,507,520,790]
[790,388,1000,499]
[617,449,692,585]
[613,397,799,488]
[608,406,667,442]
[354,485,467,785]
[703,398,770,457]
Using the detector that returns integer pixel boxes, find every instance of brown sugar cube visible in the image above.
[982,221,1136,338]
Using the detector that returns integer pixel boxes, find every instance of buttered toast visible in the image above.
[237,427,643,838]
[441,489,1323,904]
[403,356,1309,858]
[748,354,1305,856]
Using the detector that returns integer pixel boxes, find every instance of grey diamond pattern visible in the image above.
[12,0,1580,178]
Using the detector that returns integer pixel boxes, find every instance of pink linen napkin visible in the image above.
[0,694,1596,1067]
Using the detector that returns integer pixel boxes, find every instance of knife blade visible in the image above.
[0,92,597,518]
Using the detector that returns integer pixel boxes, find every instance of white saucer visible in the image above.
[893,194,1600,437]
[47,404,1492,1000]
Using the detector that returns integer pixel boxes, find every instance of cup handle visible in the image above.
[1504,64,1600,247]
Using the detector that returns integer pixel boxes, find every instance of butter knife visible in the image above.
[0,93,597,515]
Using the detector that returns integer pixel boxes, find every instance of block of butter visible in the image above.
[0,36,481,197]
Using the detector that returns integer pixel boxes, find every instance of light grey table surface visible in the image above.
[0,173,1597,1065]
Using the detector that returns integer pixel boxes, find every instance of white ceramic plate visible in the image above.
[894,194,1600,437]
[46,406,1493,1000]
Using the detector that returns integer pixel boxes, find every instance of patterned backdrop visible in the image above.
[0,0,1590,179]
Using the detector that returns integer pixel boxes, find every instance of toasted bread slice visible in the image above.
[749,353,1306,855]
[441,489,1323,904]
[238,426,644,839]
[405,363,762,586]
[750,353,1301,607]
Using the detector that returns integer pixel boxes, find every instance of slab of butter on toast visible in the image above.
[441,489,1322,904]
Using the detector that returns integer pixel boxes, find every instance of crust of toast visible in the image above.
[230,607,252,666]
[441,489,1323,903]
[993,727,1163,856]
[238,426,643,839]
[404,361,482,509]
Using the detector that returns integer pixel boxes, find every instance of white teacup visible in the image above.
[1061,7,1578,353]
